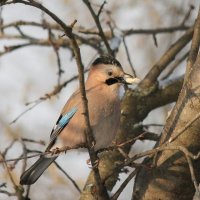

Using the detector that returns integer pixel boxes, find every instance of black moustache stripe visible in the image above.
[105,78,119,85]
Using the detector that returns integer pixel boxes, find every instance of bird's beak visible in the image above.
[122,73,140,85]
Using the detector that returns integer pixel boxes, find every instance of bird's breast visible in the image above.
[59,83,122,150]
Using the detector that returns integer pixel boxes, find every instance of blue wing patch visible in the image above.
[58,107,77,127]
[45,107,77,151]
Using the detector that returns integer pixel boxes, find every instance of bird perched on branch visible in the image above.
[20,55,140,185]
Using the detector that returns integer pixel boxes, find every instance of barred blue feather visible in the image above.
[20,107,77,185]
[58,107,77,127]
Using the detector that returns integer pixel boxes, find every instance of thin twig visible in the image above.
[0,189,15,196]
[143,123,164,127]
[139,132,160,141]
[180,4,194,26]
[21,137,45,145]
[139,27,194,90]
[20,139,28,173]
[10,100,42,124]
[10,68,89,124]
[83,0,113,56]
[0,20,62,31]
[125,145,200,168]
[0,152,17,189]
[97,132,151,154]
[111,169,138,200]
[123,25,190,36]
[0,18,190,37]
[48,28,63,85]
[97,1,106,17]
[167,112,200,144]
[0,144,86,163]
[183,151,200,197]
[54,161,81,193]
[0,43,36,57]
[122,36,136,77]
[161,51,189,80]
[3,139,17,156]
[152,33,158,47]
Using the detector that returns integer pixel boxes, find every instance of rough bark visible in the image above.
[133,54,200,200]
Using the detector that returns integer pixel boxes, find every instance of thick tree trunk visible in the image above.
[133,54,200,200]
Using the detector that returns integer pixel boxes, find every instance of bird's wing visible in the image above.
[61,90,81,115]
[61,86,113,126]
[45,107,77,151]
[47,84,118,150]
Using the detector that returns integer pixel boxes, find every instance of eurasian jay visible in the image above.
[20,55,139,185]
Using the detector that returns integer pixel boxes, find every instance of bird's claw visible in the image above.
[51,147,60,155]
[86,158,99,169]
[86,158,91,165]
[90,140,96,148]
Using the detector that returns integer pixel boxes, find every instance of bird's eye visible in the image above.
[108,71,113,76]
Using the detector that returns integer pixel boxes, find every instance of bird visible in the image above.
[20,55,140,185]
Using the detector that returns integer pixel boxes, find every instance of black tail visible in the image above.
[20,156,57,185]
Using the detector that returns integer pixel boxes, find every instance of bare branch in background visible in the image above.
[139,27,194,90]
[181,4,195,26]
[111,169,138,200]
[122,36,137,77]
[0,20,191,59]
[97,0,106,17]
[83,0,113,56]
[122,25,190,37]
[54,161,81,193]
[0,1,200,200]
[0,152,23,200]
[48,28,63,85]
[10,68,89,124]
[10,100,42,124]
[0,143,86,164]
[161,51,189,80]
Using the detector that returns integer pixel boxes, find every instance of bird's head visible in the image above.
[88,55,140,87]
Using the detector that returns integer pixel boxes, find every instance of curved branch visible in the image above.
[139,27,193,90]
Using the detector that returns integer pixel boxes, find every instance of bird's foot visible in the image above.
[86,158,99,169]
[89,140,96,149]
[86,158,91,165]
[51,147,60,155]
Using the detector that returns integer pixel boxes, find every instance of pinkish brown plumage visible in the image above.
[20,55,139,185]
[60,64,124,150]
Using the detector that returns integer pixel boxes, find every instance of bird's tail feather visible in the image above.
[20,155,57,185]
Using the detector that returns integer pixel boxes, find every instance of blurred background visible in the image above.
[0,0,199,199]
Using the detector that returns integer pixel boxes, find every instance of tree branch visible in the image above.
[83,0,113,56]
[139,27,193,91]
[185,6,200,80]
